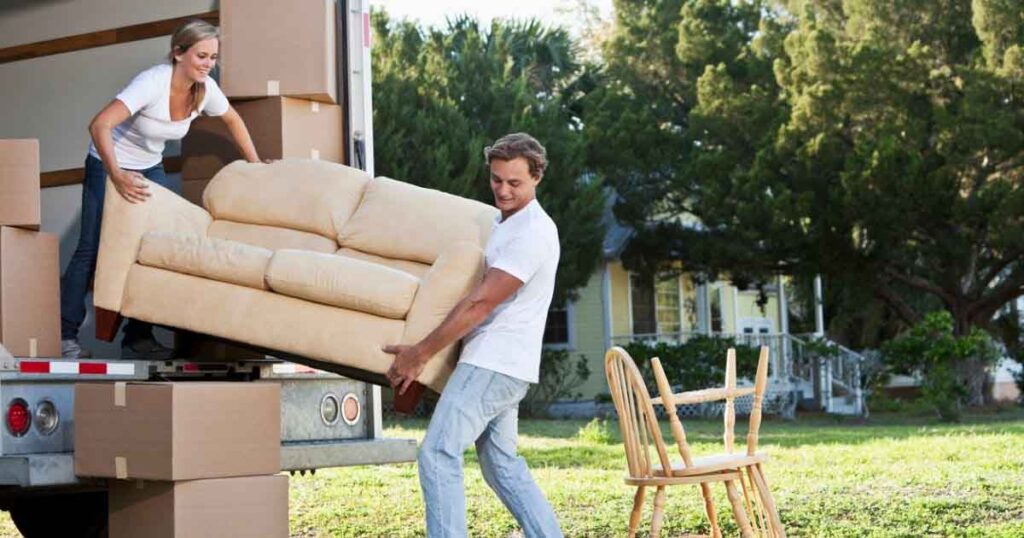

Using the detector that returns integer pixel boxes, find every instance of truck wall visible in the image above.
[0,2,215,355]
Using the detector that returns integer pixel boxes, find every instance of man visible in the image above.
[384,133,563,538]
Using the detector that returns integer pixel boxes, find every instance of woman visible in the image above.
[61,20,262,360]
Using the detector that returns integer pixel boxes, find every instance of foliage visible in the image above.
[371,10,607,305]
[588,0,1024,344]
[882,311,1001,420]
[623,336,762,393]
[576,417,615,444]
[521,348,591,417]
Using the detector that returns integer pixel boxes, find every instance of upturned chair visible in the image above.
[602,346,757,532]
[650,345,785,537]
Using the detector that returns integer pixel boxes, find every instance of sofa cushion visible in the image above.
[209,220,338,253]
[137,232,272,290]
[335,247,430,278]
[337,176,499,264]
[205,159,370,240]
[265,250,419,319]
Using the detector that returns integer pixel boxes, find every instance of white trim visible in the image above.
[626,269,634,335]
[731,285,740,334]
[602,262,613,350]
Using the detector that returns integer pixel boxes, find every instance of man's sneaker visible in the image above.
[61,339,93,359]
[121,336,175,360]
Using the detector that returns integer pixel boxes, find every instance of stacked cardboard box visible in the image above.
[0,139,61,358]
[75,382,288,537]
[180,0,344,206]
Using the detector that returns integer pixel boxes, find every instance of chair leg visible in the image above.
[750,464,785,538]
[724,480,755,538]
[650,486,667,538]
[699,482,722,538]
[628,486,646,537]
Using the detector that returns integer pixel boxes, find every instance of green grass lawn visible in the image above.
[0,407,1022,537]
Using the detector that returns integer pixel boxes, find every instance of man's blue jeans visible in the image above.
[59,154,180,340]
[418,362,562,538]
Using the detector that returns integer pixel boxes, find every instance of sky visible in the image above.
[373,0,614,31]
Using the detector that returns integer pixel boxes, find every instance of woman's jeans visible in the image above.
[59,154,180,341]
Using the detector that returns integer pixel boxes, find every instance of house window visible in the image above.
[655,277,681,335]
[630,273,682,335]
[710,287,723,333]
[543,305,572,347]
[630,274,656,335]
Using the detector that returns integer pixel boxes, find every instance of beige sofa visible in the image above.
[94,159,497,396]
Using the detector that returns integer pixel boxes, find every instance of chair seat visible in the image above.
[654,452,766,477]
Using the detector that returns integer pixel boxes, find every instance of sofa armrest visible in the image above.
[94,177,213,313]
[402,241,485,390]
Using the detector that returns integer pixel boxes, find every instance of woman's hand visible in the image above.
[111,169,151,203]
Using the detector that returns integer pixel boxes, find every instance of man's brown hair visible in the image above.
[483,133,548,178]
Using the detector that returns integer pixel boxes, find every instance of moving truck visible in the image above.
[0,2,415,535]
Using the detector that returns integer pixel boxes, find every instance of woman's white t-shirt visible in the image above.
[88,63,229,170]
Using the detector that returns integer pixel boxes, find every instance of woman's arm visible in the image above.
[218,106,261,163]
[89,100,151,203]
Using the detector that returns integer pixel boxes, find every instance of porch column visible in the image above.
[776,274,790,379]
[696,281,710,335]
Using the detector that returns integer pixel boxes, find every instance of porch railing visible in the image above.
[610,331,866,416]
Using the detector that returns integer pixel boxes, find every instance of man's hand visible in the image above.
[382,344,428,395]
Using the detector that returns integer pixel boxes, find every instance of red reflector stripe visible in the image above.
[79,362,107,374]
[19,361,50,373]
[183,363,200,372]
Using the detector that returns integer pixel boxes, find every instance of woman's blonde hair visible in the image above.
[168,20,219,114]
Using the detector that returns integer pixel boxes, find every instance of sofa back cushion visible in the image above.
[204,159,370,240]
[337,177,498,264]
[208,220,338,254]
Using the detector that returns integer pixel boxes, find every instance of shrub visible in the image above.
[521,349,590,417]
[882,311,1000,421]
[622,336,761,393]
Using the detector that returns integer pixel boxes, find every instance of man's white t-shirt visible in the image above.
[88,63,229,170]
[460,199,560,383]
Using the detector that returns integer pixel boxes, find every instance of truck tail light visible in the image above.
[7,399,30,437]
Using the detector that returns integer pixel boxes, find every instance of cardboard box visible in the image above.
[181,97,344,181]
[0,139,41,229]
[74,382,280,480]
[108,474,289,538]
[220,0,337,103]
[0,227,60,357]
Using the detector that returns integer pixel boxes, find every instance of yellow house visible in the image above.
[543,222,791,400]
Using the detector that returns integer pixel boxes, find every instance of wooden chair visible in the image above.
[647,345,786,538]
[605,346,752,538]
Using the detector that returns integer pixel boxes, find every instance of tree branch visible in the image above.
[883,266,957,305]
[873,281,923,327]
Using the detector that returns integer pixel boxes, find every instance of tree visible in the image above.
[372,11,607,305]
[589,0,1024,347]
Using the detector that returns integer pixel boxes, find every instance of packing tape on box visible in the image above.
[267,80,280,96]
[29,338,37,358]
[310,149,320,160]
[115,456,128,479]
[311,102,320,113]
[114,382,127,407]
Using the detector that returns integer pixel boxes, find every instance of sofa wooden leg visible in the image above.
[94,308,122,342]
[392,382,425,414]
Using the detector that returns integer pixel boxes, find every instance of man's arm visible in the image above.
[383,268,523,394]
